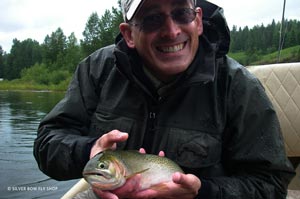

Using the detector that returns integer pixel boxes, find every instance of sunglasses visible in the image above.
[129,8,198,33]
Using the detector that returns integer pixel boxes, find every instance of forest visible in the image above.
[0,3,299,90]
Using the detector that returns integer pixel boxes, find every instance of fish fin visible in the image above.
[125,168,150,179]
[149,183,169,192]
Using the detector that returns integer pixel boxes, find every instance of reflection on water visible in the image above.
[0,91,78,198]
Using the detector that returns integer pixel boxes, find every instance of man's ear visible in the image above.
[195,7,203,36]
[119,23,135,48]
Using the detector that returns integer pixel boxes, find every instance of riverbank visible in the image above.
[0,79,68,91]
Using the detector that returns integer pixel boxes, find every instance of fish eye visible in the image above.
[98,162,108,169]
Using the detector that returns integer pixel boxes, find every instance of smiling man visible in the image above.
[120,0,202,81]
[34,0,295,198]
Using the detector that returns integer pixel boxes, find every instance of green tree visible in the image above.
[0,46,4,78]
[112,4,124,35]
[63,32,82,72]
[42,27,67,68]
[81,3,123,57]
[5,39,42,80]
[81,12,102,56]
[21,63,50,85]
[99,10,116,47]
[285,20,300,48]
[229,25,238,52]
[229,19,300,54]
[21,62,71,85]
[263,20,277,53]
[98,5,123,47]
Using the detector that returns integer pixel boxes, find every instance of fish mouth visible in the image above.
[156,41,187,53]
[83,170,110,180]
[83,170,125,191]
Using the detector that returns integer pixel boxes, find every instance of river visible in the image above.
[0,90,78,199]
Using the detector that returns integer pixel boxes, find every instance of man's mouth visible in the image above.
[157,42,186,53]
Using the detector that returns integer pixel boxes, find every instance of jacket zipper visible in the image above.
[142,102,159,153]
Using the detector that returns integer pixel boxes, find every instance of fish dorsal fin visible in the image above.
[125,168,150,179]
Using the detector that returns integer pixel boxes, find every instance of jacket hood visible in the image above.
[115,0,231,57]
[198,0,230,57]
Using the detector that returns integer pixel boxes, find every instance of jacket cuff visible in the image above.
[74,136,98,174]
[82,137,98,162]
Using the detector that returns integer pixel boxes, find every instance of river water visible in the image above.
[0,90,78,199]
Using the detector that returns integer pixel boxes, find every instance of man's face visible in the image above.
[120,0,203,81]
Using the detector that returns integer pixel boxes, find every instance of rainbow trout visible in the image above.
[82,150,183,191]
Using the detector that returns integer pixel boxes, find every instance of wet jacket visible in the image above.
[34,1,295,198]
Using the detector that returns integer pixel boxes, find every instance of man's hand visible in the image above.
[136,149,201,199]
[92,174,143,199]
[134,172,201,199]
[89,130,128,159]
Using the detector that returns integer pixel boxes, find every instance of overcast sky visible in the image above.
[1,0,299,53]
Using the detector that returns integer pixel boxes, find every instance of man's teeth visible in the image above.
[159,43,184,53]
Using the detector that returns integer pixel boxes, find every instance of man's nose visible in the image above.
[159,16,181,39]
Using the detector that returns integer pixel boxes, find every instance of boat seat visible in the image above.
[247,63,300,158]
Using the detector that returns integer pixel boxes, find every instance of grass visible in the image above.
[251,46,300,65]
[229,45,300,66]
[0,79,69,91]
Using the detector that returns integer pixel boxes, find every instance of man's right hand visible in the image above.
[89,130,128,159]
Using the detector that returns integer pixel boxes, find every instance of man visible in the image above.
[34,0,295,198]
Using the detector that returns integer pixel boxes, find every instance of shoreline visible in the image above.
[0,81,68,92]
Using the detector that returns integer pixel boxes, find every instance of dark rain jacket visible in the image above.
[34,1,295,198]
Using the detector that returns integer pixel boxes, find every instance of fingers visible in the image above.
[139,148,165,157]
[139,148,146,154]
[172,172,201,193]
[90,130,128,159]
[92,188,118,199]
[101,130,128,148]
[172,172,195,186]
[135,173,201,199]
[93,175,142,199]
[172,172,182,184]
[113,174,141,196]
[158,151,165,157]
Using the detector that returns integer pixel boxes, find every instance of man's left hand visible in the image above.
[132,172,201,199]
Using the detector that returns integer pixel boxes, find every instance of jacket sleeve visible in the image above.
[33,47,114,180]
[198,59,295,198]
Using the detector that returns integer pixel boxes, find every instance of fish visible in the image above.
[82,150,184,191]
